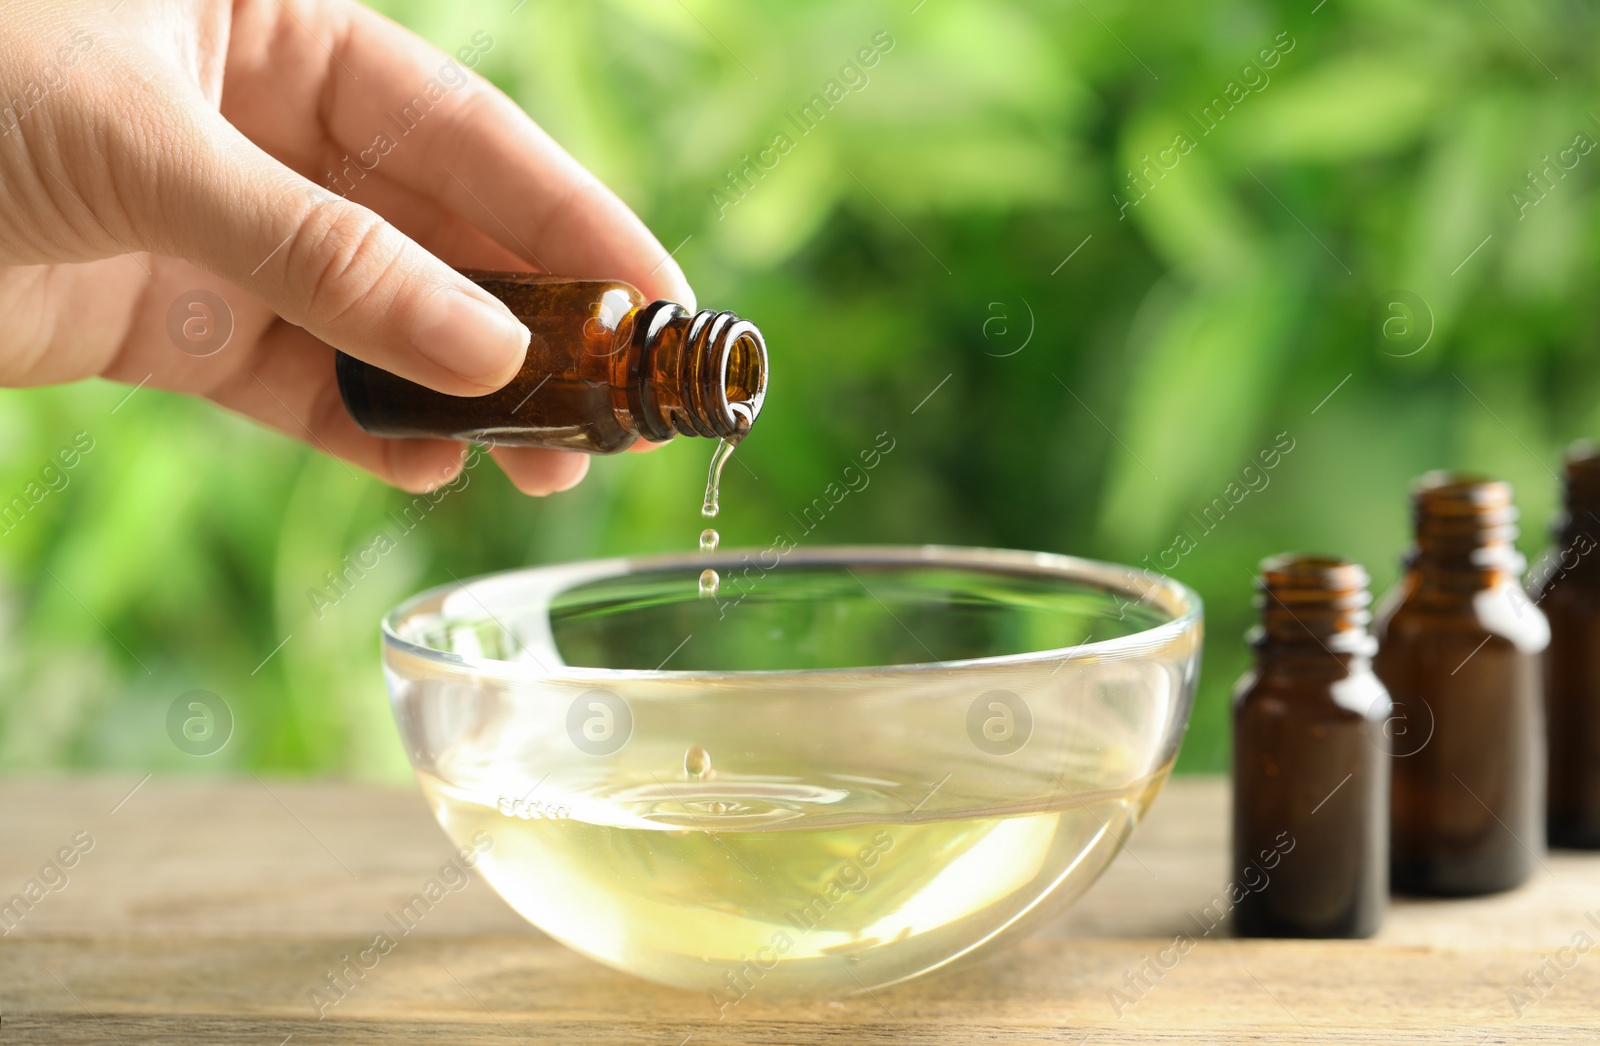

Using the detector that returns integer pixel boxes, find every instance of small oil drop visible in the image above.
[699,568,720,598]
[700,528,720,553]
[684,744,713,779]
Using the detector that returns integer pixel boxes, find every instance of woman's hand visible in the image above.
[0,0,691,494]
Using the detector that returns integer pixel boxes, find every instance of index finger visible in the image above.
[323,2,696,310]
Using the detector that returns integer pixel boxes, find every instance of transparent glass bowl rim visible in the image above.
[382,544,1203,685]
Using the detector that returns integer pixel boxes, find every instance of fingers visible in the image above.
[318,161,530,273]
[204,311,594,497]
[107,254,594,498]
[126,100,530,398]
[323,2,696,310]
[489,445,590,496]
[249,174,599,497]
[207,319,467,493]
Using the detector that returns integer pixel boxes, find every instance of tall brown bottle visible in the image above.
[1531,444,1600,848]
[337,272,768,452]
[1375,473,1548,895]
[1233,554,1389,938]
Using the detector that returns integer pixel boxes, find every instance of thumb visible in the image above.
[138,111,529,396]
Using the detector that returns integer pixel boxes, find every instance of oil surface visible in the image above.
[535,562,1171,672]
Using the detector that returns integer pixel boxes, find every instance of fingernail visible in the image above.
[412,286,529,387]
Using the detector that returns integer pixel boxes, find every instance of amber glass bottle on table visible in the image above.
[1233,554,1389,938]
[1375,473,1548,895]
[1531,444,1600,849]
[337,272,768,452]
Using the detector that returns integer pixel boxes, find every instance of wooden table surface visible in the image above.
[2,775,1597,1043]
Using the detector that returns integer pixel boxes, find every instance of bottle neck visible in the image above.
[1404,472,1523,594]
[1532,446,1600,591]
[622,301,767,442]
[1250,554,1377,663]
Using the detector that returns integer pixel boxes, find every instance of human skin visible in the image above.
[0,0,692,495]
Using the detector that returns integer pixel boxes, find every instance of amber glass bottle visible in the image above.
[1233,554,1389,939]
[1375,473,1548,895]
[337,272,768,452]
[1531,444,1600,848]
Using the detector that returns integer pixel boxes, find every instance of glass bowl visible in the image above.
[384,545,1202,999]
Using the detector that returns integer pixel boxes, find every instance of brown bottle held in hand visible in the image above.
[336,272,768,453]
[1232,554,1389,938]
[1531,443,1600,848]
[1374,473,1548,896]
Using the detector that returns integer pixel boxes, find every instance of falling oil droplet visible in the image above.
[701,404,753,519]
[699,568,720,598]
[700,442,733,519]
[685,744,713,779]
[700,528,720,553]
[707,801,731,815]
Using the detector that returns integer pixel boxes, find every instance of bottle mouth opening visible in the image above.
[1252,553,1374,650]
[1255,551,1371,613]
[686,310,767,438]
[722,330,767,428]
[1258,553,1370,592]
[632,303,768,442]
[1411,470,1514,513]
[1409,471,1520,558]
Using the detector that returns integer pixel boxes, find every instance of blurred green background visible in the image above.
[3,0,1598,779]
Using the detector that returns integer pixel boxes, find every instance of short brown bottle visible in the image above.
[1531,443,1600,848]
[1375,473,1548,896]
[337,272,768,452]
[1233,554,1389,939]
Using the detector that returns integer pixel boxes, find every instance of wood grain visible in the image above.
[2,776,1597,1043]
